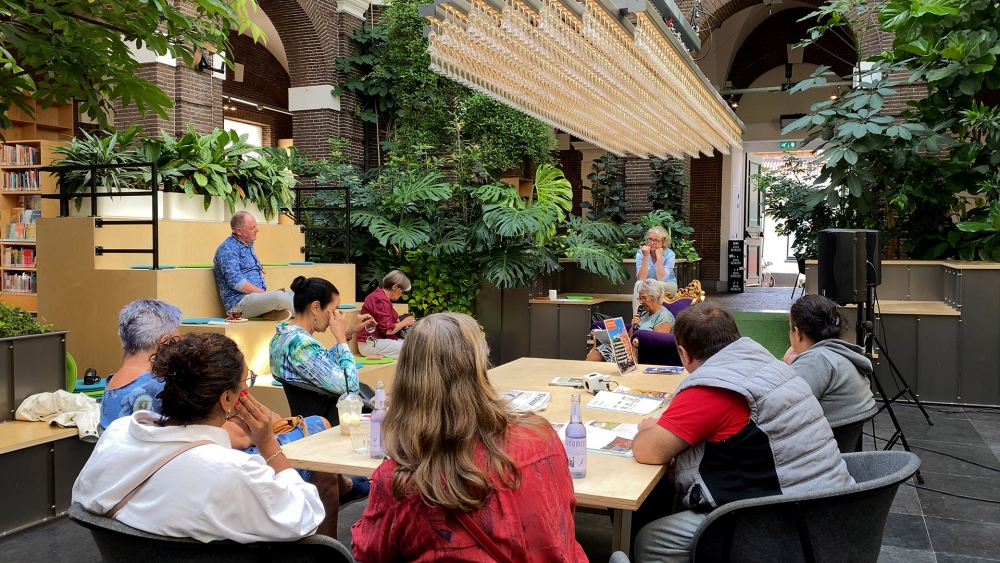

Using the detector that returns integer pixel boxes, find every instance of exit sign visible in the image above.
[780,141,797,150]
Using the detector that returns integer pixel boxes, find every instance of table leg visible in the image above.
[611,508,633,557]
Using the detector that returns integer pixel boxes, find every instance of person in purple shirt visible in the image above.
[213,211,293,320]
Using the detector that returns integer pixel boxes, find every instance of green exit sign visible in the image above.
[780,141,798,150]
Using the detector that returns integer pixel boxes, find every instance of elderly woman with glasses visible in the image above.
[633,226,678,314]
[588,279,674,362]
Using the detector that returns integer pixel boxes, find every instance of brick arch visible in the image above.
[726,8,855,104]
[255,0,340,88]
[697,0,827,43]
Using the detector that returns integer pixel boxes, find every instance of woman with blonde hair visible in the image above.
[634,225,677,314]
[351,313,587,563]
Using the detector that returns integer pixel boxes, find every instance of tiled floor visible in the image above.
[3,403,998,563]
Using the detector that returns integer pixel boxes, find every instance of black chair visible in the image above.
[274,376,374,425]
[691,450,920,563]
[68,503,354,563]
[831,414,876,454]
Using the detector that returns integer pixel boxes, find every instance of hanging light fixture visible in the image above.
[420,0,744,158]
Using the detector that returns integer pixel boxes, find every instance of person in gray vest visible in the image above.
[632,302,853,563]
[784,294,878,430]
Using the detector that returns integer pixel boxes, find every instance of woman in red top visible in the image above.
[358,270,414,360]
[351,312,588,563]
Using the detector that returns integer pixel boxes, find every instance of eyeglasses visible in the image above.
[646,237,662,243]
[638,295,652,302]
[245,369,257,388]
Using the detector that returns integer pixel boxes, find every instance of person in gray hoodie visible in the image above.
[785,294,878,432]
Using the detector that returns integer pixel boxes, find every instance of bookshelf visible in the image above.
[0,97,73,312]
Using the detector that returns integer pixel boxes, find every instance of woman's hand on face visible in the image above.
[330,309,348,340]
[232,392,276,447]
[640,245,651,256]
[653,247,664,260]
[782,346,799,365]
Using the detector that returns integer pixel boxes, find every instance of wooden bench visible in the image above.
[0,421,94,538]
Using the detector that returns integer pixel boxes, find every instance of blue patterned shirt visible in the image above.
[214,234,266,310]
[100,372,163,429]
[269,322,360,395]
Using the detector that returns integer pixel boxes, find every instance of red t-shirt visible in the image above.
[657,386,751,446]
[351,422,588,563]
[359,288,398,341]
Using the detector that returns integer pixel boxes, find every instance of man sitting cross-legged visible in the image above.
[631,302,854,563]
[213,211,293,320]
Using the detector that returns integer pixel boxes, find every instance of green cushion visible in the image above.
[565,295,594,300]
[356,356,395,365]
[731,311,791,359]
[261,262,290,267]
[179,263,214,268]
[65,353,77,392]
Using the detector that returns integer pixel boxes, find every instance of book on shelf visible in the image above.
[551,420,640,457]
[1,144,40,166]
[4,271,36,293]
[24,223,35,240]
[3,247,34,268]
[3,170,40,191]
[16,195,40,210]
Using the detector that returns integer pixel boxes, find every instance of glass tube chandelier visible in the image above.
[420,0,745,158]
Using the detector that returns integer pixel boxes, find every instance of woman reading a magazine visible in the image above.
[351,313,588,563]
[587,279,673,362]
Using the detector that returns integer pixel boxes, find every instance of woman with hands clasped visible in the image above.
[72,333,326,543]
[634,226,678,315]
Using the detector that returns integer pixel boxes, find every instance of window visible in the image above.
[224,119,262,147]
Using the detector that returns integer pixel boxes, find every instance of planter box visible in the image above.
[0,331,67,422]
[68,188,162,219]
[161,192,225,222]
[224,201,280,225]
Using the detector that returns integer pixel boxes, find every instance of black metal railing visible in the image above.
[40,162,162,269]
[290,181,351,263]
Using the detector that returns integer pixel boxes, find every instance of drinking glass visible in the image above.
[350,421,371,454]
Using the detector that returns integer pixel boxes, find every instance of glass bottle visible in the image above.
[336,392,363,436]
[565,394,587,479]
[370,381,387,459]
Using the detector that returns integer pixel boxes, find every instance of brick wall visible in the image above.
[225,32,291,108]
[689,151,723,282]
[559,148,584,216]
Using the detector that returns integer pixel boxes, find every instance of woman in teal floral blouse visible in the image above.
[269,276,372,394]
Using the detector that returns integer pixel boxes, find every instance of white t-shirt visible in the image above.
[72,411,325,543]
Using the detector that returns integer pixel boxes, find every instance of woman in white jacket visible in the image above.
[73,332,326,543]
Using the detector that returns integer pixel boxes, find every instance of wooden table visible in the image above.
[283,357,685,556]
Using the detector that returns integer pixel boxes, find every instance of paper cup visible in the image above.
[549,290,558,300]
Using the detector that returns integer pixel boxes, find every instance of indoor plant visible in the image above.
[52,127,146,216]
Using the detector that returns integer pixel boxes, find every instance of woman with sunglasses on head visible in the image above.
[268,275,374,507]
[634,226,678,314]
[73,333,326,542]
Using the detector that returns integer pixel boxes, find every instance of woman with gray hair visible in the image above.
[588,279,674,362]
[99,299,182,429]
[358,270,415,360]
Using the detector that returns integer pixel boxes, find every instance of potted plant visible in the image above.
[229,146,297,224]
[0,303,66,422]
[52,127,149,218]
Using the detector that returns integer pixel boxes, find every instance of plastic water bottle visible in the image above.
[565,394,587,478]
[370,381,386,459]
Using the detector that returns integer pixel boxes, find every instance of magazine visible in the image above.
[552,420,640,457]
[613,386,673,403]
[500,390,551,413]
[592,317,638,375]
[585,390,664,416]
[549,377,584,388]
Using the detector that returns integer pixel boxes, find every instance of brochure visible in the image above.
[500,390,552,413]
[592,317,638,376]
[585,390,664,416]
[549,377,584,388]
[613,386,673,403]
[552,420,640,457]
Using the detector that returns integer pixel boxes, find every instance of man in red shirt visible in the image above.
[631,303,852,562]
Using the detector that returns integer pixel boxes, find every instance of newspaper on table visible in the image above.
[585,390,664,416]
[500,390,551,413]
[551,420,640,457]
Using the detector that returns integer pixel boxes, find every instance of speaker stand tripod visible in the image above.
[855,285,932,483]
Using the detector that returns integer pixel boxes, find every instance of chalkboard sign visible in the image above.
[728,240,745,293]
